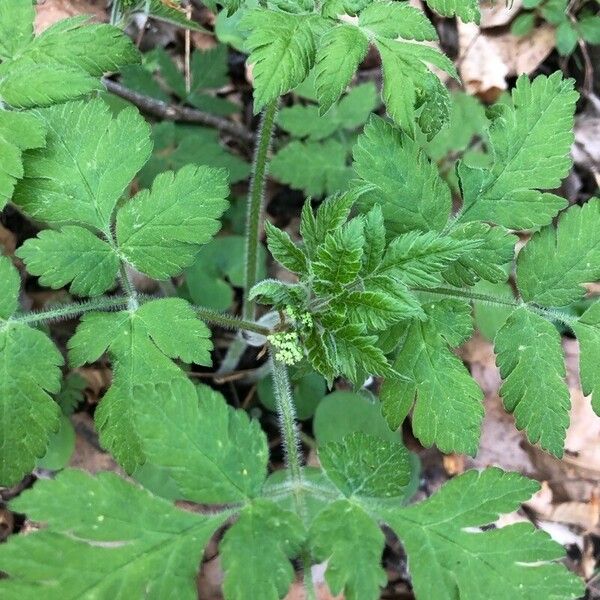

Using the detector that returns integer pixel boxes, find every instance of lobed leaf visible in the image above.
[13,99,151,230]
[353,116,451,234]
[0,257,63,485]
[221,500,305,600]
[382,300,483,455]
[16,226,119,297]
[117,165,229,279]
[517,199,600,307]
[319,432,410,498]
[0,470,226,599]
[310,500,386,600]
[383,468,583,600]
[0,111,45,209]
[136,382,269,504]
[495,307,570,457]
[457,73,578,229]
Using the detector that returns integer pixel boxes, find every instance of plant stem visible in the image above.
[243,99,279,321]
[194,306,272,335]
[9,294,271,335]
[270,356,317,599]
[270,356,303,483]
[418,286,579,327]
[12,296,130,325]
[119,263,139,310]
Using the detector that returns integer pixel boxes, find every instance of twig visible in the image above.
[102,78,255,144]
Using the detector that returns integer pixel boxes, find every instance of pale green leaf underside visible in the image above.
[384,469,583,600]
[136,382,268,504]
[495,307,570,457]
[221,500,305,600]
[0,470,225,600]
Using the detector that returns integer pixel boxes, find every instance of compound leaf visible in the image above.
[383,468,583,600]
[136,383,268,504]
[310,500,386,600]
[0,257,63,485]
[517,199,600,307]
[13,99,151,230]
[221,500,305,600]
[0,470,226,600]
[117,165,229,279]
[353,116,451,234]
[319,432,410,498]
[16,226,119,297]
[495,307,570,457]
[457,73,578,229]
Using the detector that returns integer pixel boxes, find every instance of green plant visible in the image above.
[0,0,594,598]
[270,80,379,195]
[511,0,600,56]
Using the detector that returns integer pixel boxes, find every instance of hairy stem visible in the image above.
[270,356,316,599]
[418,286,579,327]
[194,306,271,335]
[270,356,303,483]
[119,263,139,310]
[10,294,272,336]
[243,99,279,321]
[12,296,130,325]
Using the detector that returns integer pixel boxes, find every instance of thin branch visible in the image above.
[102,78,255,144]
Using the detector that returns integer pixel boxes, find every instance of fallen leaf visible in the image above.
[458,22,556,101]
[480,0,523,28]
[35,0,106,33]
